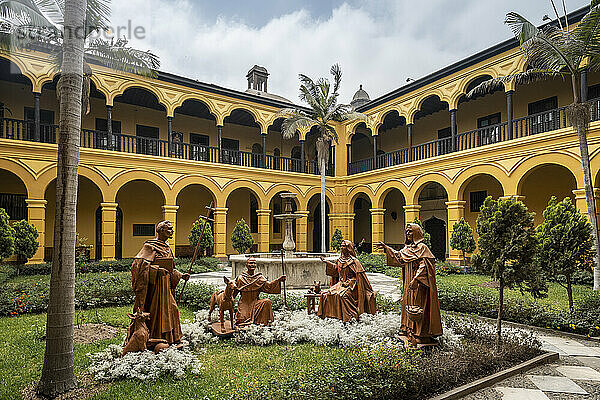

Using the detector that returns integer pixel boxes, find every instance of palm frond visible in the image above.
[85,0,110,31]
[0,0,57,28]
[467,69,566,98]
[330,63,341,94]
[506,11,577,74]
[322,124,339,144]
[277,110,317,139]
[85,37,159,77]
[31,0,62,26]
[573,3,600,66]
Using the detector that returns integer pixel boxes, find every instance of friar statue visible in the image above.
[376,223,442,344]
[233,257,286,326]
[317,240,377,322]
[126,220,190,348]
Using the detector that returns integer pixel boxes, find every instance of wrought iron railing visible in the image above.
[1,120,334,176]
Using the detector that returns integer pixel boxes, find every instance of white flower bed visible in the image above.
[87,344,202,381]
[181,309,463,349]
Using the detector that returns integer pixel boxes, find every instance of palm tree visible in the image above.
[0,0,159,396]
[278,64,366,252]
[0,0,159,114]
[468,1,600,290]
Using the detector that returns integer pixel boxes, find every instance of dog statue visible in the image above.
[208,276,237,329]
[122,308,169,355]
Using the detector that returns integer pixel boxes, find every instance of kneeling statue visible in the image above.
[233,257,286,326]
[317,240,376,322]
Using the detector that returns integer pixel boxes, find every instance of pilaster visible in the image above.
[100,202,118,261]
[257,209,271,253]
[25,199,46,264]
[445,200,466,263]
[213,207,228,258]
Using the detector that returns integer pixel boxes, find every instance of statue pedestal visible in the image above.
[399,335,439,349]
[210,320,236,337]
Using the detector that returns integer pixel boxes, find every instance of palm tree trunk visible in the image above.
[320,160,326,252]
[37,0,86,396]
[575,118,600,291]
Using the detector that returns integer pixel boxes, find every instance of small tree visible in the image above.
[13,220,39,263]
[188,218,214,256]
[412,218,432,248]
[0,208,15,261]
[330,228,343,252]
[231,218,254,254]
[536,197,594,312]
[450,218,476,266]
[476,196,546,346]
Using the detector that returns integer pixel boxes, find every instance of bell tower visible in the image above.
[246,65,269,92]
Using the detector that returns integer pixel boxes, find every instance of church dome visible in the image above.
[351,85,370,109]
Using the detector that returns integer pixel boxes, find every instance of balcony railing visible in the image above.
[347,100,599,175]
[1,120,334,176]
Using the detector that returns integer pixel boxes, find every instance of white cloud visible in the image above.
[108,0,590,104]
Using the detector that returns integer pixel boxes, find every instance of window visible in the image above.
[190,133,209,161]
[588,83,600,100]
[95,118,121,150]
[136,125,160,156]
[291,146,302,172]
[133,224,155,237]
[477,112,501,145]
[221,138,239,165]
[251,143,262,168]
[470,190,487,212]
[273,148,280,170]
[437,127,451,155]
[273,202,281,234]
[24,107,55,142]
[528,97,558,134]
[0,193,26,220]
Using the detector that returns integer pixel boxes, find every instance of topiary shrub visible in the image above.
[188,218,214,256]
[12,220,39,265]
[330,228,343,252]
[231,218,254,254]
[412,218,431,249]
[449,218,476,266]
[0,208,15,262]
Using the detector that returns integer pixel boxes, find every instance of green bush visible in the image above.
[435,260,465,276]
[231,218,254,254]
[12,220,39,263]
[188,218,214,256]
[0,208,15,262]
[330,229,343,252]
[358,253,387,274]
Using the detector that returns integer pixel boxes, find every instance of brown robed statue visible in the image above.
[125,220,190,351]
[233,257,286,326]
[376,223,442,345]
[317,240,377,322]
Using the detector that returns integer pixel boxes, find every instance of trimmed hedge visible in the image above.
[437,279,600,337]
[6,256,223,277]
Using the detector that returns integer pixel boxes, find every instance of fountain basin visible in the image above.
[230,253,338,289]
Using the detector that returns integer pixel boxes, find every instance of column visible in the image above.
[581,67,588,102]
[167,116,173,157]
[346,143,351,174]
[217,125,223,163]
[370,208,385,253]
[295,210,310,252]
[213,207,228,258]
[261,133,267,168]
[573,189,600,216]
[257,209,270,252]
[106,105,113,149]
[450,109,457,152]
[506,90,514,140]
[403,204,421,225]
[100,202,118,261]
[373,134,378,169]
[445,200,466,263]
[25,199,46,264]
[300,139,306,172]
[33,92,40,141]
[162,205,179,247]
[407,123,413,162]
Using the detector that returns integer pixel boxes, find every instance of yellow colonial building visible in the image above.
[1,7,599,264]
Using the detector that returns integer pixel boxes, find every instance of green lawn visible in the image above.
[436,273,592,311]
[0,305,344,399]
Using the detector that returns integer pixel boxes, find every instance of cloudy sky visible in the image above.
[108,0,590,104]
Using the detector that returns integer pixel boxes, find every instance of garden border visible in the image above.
[444,310,600,343]
[430,351,559,400]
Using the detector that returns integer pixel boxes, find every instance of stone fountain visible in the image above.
[229,192,337,289]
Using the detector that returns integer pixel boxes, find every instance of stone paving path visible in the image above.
[189,268,600,399]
